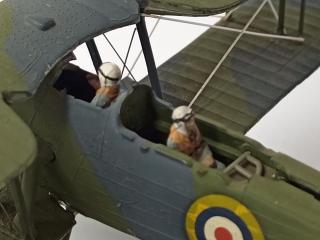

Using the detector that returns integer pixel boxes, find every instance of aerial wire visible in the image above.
[188,0,269,107]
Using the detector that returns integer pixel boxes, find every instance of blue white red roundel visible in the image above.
[186,195,265,240]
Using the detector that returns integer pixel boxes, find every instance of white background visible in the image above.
[70,16,320,240]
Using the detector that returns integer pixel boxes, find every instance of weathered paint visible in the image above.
[9,76,131,236]
[144,0,320,133]
[66,92,195,239]
[1,0,320,239]
[1,0,140,94]
[0,100,37,185]
[145,0,248,16]
[0,2,26,91]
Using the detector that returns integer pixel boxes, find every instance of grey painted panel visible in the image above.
[1,0,139,93]
[66,92,195,239]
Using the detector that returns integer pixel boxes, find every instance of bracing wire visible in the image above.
[127,18,161,78]
[102,33,137,82]
[142,14,304,42]
[267,0,279,21]
[188,0,269,107]
[0,202,12,229]
[121,28,137,77]
[0,227,20,240]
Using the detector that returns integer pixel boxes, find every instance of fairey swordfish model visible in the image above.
[0,0,320,239]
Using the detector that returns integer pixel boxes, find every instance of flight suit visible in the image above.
[91,85,119,108]
[167,123,216,167]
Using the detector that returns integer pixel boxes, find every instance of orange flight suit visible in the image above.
[167,123,216,167]
[91,85,119,108]
[167,124,200,156]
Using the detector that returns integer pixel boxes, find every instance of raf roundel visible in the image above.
[185,195,265,240]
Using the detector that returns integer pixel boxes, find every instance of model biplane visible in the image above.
[0,0,320,239]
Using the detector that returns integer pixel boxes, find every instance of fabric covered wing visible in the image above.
[0,0,139,94]
[144,0,247,16]
[143,0,320,133]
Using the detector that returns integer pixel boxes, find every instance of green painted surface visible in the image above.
[9,70,130,237]
[145,0,247,16]
[0,100,37,186]
[0,3,27,92]
[0,3,35,185]
[0,0,320,238]
[144,85,320,239]
[144,0,320,133]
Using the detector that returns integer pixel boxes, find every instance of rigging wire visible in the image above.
[188,0,269,107]
[121,28,137,77]
[102,33,137,82]
[0,202,12,229]
[223,6,239,20]
[267,0,279,20]
[127,18,161,78]
[0,228,20,240]
[142,14,304,42]
[267,0,287,34]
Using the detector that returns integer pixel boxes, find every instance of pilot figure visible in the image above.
[91,62,121,108]
[167,106,217,168]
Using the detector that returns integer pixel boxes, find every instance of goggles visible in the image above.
[173,112,194,123]
[98,68,120,82]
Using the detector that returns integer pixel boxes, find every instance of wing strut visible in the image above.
[127,18,160,78]
[86,39,102,72]
[298,0,306,35]
[137,16,163,99]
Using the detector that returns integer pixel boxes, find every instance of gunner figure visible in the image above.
[91,62,121,108]
[167,106,217,168]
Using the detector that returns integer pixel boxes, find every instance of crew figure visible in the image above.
[167,106,217,168]
[91,62,121,108]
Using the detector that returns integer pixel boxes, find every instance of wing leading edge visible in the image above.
[143,0,320,133]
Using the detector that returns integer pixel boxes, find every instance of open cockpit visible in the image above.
[51,57,277,182]
[120,84,278,181]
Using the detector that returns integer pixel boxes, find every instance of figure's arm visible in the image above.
[167,137,178,149]
[91,94,111,108]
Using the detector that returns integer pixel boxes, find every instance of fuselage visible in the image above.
[8,73,320,240]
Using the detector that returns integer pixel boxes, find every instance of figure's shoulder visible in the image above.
[169,124,177,133]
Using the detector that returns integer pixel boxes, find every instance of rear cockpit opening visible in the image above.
[119,85,281,180]
[120,85,237,169]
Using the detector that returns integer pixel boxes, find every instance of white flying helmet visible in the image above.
[98,62,121,86]
[171,105,194,122]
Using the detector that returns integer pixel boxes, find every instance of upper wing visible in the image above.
[144,0,248,16]
[143,0,320,133]
[0,0,139,95]
[0,99,37,186]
